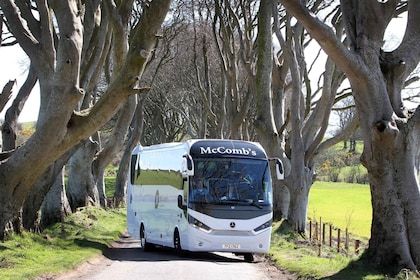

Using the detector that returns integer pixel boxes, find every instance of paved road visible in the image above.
[54,233,294,280]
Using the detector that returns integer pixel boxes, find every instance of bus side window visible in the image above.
[130,155,138,184]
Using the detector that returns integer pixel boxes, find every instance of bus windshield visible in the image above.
[189,158,272,206]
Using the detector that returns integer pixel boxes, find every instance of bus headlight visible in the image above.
[188,215,211,232]
[254,219,272,232]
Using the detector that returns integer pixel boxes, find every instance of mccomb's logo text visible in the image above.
[200,146,257,156]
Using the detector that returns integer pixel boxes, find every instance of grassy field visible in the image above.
[308,181,372,238]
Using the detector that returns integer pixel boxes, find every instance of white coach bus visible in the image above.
[127,139,284,262]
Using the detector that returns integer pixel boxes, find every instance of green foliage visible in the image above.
[104,176,116,197]
[315,141,368,183]
[0,207,126,280]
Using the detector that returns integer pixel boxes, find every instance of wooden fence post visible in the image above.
[355,239,360,254]
[309,220,312,240]
[337,228,341,252]
[329,224,332,247]
[345,228,349,252]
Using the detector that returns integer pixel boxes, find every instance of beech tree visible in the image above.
[251,1,359,228]
[280,0,420,272]
[0,0,172,239]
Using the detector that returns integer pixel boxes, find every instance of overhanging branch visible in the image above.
[278,0,363,83]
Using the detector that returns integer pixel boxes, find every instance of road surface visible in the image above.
[53,233,294,280]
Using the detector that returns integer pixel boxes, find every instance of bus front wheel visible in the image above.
[244,253,254,263]
[140,224,151,251]
[174,230,186,257]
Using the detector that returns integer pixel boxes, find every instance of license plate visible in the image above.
[222,244,240,249]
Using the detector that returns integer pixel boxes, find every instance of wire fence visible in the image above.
[306,217,365,257]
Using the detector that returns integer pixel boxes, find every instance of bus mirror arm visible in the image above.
[182,154,194,176]
[177,195,187,210]
[269,158,284,180]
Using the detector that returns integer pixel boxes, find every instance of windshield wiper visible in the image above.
[248,200,263,209]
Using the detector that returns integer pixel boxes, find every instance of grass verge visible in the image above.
[270,181,419,279]
[0,206,126,280]
[1,180,418,279]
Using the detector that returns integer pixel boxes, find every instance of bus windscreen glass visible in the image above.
[189,158,272,206]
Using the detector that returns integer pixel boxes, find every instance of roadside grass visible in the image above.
[0,206,126,280]
[269,181,418,279]
[269,221,392,280]
[1,179,417,279]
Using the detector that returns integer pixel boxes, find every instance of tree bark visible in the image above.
[22,145,78,230]
[279,0,420,271]
[2,65,37,151]
[114,95,145,207]
[0,0,172,239]
[0,80,15,114]
[92,95,137,207]
[67,138,100,211]
[40,168,72,229]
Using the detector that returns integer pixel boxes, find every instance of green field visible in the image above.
[308,181,372,238]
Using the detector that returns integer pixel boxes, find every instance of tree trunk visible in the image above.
[40,167,72,229]
[287,168,313,231]
[0,0,172,239]
[114,95,145,207]
[253,1,292,222]
[279,0,420,271]
[95,168,107,208]
[362,117,420,270]
[92,95,137,207]
[67,139,100,211]
[22,144,80,230]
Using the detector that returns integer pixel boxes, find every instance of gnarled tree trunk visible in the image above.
[280,0,420,271]
[67,138,100,211]
[40,167,72,229]
[0,0,172,239]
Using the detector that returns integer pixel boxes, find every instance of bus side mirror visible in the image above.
[177,195,187,210]
[182,154,194,177]
[275,158,284,180]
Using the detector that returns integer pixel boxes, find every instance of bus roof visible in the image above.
[189,139,267,159]
[133,139,267,160]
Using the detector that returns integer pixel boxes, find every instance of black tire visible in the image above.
[140,224,152,252]
[174,230,186,257]
[244,253,254,263]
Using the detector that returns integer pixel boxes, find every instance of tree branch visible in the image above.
[0,80,15,112]
[34,0,55,70]
[317,113,359,155]
[0,0,40,61]
[278,0,363,83]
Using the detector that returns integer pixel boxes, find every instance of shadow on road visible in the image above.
[103,234,250,263]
